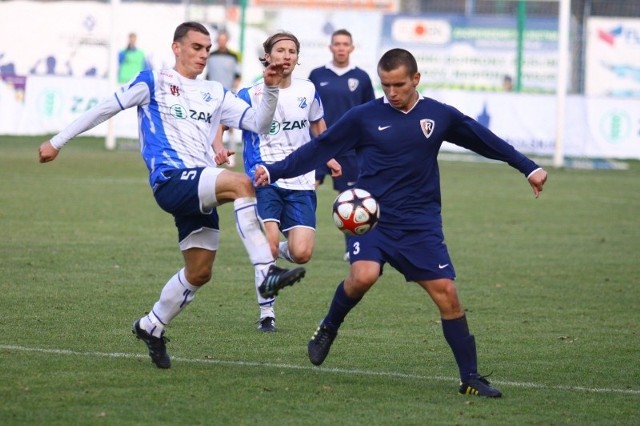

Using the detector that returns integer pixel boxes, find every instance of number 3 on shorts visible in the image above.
[352,241,360,255]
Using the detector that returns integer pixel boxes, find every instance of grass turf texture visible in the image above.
[1,136,638,425]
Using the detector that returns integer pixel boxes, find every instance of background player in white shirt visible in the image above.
[38,21,305,369]
[216,31,339,332]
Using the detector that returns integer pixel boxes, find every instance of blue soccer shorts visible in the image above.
[256,185,317,233]
[152,167,221,250]
[347,226,456,282]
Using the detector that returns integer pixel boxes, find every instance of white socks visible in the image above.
[235,197,275,301]
[278,241,295,263]
[234,197,274,271]
[140,268,199,338]
[141,198,279,336]
[259,304,275,320]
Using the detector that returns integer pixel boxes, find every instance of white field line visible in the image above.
[2,344,639,396]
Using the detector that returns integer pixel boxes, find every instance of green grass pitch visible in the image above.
[1,135,638,425]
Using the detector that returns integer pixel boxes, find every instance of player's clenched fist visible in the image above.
[39,141,59,163]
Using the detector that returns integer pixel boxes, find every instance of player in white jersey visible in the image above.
[38,22,305,369]
[215,31,340,332]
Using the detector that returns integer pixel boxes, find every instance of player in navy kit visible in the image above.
[308,29,375,260]
[255,48,548,397]
[38,22,305,369]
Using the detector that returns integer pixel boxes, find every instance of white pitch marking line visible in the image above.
[2,344,639,396]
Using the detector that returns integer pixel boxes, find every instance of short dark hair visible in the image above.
[260,31,300,66]
[331,29,352,41]
[377,48,418,75]
[173,21,210,42]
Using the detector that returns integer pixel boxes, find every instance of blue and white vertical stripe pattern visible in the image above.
[114,69,246,188]
[238,78,323,191]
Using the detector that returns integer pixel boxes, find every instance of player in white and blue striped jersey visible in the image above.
[234,32,339,332]
[38,22,305,369]
[255,48,548,397]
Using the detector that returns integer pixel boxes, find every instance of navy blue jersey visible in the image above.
[308,65,375,127]
[309,64,376,185]
[266,95,539,230]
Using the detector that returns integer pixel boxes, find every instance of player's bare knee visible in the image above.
[233,173,254,198]
[345,274,376,297]
[290,249,312,264]
[185,268,212,286]
[216,171,255,201]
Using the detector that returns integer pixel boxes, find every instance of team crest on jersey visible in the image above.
[297,97,308,109]
[170,85,180,96]
[420,119,435,139]
[201,91,212,103]
[170,104,187,119]
[348,78,359,92]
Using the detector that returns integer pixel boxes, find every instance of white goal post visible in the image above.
[554,0,571,168]
[105,0,120,151]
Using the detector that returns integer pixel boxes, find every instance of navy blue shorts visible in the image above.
[347,226,456,282]
[153,168,220,242]
[256,185,317,233]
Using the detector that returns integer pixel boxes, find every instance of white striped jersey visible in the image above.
[238,78,324,190]
[51,68,277,189]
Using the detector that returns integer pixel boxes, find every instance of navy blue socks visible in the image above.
[442,315,478,381]
[323,281,361,329]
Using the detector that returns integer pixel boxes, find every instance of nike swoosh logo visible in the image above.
[320,82,329,86]
[438,264,449,269]
[378,125,391,131]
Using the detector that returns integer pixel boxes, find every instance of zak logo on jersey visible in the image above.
[267,98,310,135]
[420,119,435,139]
[269,119,309,135]
[170,104,212,123]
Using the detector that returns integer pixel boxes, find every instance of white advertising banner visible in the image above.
[0,76,26,135]
[0,0,192,79]
[5,74,640,160]
[268,9,383,84]
[577,98,640,158]
[585,17,640,97]
[381,15,560,93]
[429,90,640,160]
[3,76,138,138]
[21,76,111,137]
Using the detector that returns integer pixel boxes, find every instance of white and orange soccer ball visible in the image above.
[332,188,380,236]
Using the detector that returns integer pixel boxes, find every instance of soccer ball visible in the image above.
[332,188,380,236]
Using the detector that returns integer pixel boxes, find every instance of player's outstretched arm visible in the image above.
[39,141,59,163]
[37,94,128,162]
[528,168,548,198]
